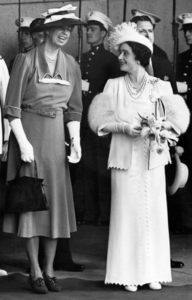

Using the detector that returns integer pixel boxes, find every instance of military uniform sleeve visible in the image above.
[4,53,31,119]
[64,61,83,123]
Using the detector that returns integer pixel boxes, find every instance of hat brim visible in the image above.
[167,153,189,196]
[38,18,85,30]
[114,35,153,53]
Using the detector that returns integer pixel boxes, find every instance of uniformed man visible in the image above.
[16,16,35,52]
[30,18,45,46]
[177,13,192,100]
[130,12,178,93]
[131,9,169,60]
[74,11,120,226]
[175,13,192,235]
[9,17,35,72]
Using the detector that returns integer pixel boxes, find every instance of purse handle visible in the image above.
[15,160,39,180]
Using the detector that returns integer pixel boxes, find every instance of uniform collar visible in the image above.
[90,43,105,52]
[36,43,67,80]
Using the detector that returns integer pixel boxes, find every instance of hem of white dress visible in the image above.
[105,278,172,287]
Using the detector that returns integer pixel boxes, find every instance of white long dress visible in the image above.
[103,76,172,286]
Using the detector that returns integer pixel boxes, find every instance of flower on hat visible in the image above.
[108,21,153,52]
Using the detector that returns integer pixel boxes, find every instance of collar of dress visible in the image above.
[36,43,70,85]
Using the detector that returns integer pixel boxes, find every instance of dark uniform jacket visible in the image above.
[80,44,120,128]
[152,55,178,93]
[153,44,169,61]
[177,48,192,106]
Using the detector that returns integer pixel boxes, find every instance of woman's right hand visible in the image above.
[20,140,34,163]
[124,124,142,137]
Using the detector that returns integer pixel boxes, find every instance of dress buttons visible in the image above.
[89,91,92,93]
[91,52,95,55]
[87,65,90,67]
[189,88,191,91]
[89,58,91,61]
[186,65,189,68]
[86,72,88,74]
[189,60,192,63]
[183,73,187,76]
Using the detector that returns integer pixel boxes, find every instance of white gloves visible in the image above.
[10,119,34,163]
[66,121,81,163]
[103,122,141,137]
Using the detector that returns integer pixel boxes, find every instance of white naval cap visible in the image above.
[15,17,34,28]
[85,11,113,32]
[177,13,192,26]
[131,9,161,25]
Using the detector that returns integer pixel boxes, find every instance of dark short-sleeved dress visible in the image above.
[3,43,82,238]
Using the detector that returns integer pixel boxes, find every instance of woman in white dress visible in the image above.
[88,22,190,292]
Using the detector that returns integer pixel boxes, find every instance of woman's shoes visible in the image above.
[28,275,48,294]
[149,282,162,290]
[43,273,62,292]
[125,285,138,292]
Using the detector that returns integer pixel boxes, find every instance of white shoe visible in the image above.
[0,269,7,276]
[149,282,162,290]
[125,285,138,292]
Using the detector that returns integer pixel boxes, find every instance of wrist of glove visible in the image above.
[18,137,34,163]
[10,119,34,163]
[67,137,81,163]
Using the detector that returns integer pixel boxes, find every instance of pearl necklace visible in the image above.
[125,73,147,99]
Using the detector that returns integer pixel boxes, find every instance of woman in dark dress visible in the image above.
[3,4,83,294]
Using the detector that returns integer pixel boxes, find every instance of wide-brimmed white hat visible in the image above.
[167,153,189,196]
[39,4,84,29]
[108,22,153,53]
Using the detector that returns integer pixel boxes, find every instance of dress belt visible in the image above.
[22,108,64,118]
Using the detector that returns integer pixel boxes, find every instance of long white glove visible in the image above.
[10,119,34,163]
[66,121,81,163]
[102,122,141,137]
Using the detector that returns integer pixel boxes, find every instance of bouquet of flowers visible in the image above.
[139,113,178,160]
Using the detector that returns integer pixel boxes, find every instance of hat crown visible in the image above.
[41,4,82,25]
[177,13,192,25]
[108,22,153,52]
[86,11,112,31]
[15,16,34,28]
[131,9,161,25]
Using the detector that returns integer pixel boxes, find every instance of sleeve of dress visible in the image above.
[88,79,116,136]
[0,59,10,141]
[3,53,31,119]
[64,61,83,124]
[160,81,190,135]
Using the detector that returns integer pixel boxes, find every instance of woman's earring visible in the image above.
[137,61,140,65]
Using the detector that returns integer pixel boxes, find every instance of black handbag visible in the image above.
[4,160,49,213]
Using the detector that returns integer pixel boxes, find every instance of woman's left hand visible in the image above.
[1,141,8,162]
[67,138,82,163]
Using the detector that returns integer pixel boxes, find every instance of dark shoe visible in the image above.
[43,273,62,292]
[54,260,85,272]
[171,259,185,268]
[28,275,48,294]
[77,220,86,225]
